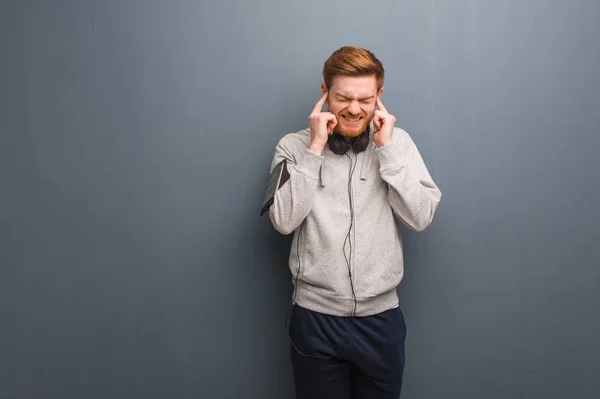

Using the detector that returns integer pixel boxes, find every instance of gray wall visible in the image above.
[2,1,599,398]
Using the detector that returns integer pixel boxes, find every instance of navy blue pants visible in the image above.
[289,304,406,399]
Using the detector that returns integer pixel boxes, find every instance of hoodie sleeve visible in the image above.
[268,135,324,235]
[374,129,442,232]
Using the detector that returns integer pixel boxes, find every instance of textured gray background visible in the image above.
[1,1,599,398]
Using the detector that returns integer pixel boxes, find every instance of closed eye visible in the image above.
[337,97,374,103]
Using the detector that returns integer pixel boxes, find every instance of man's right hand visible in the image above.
[308,92,337,156]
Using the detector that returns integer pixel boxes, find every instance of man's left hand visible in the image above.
[373,98,396,147]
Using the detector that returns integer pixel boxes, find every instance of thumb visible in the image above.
[373,114,381,131]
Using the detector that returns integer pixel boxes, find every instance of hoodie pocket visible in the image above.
[355,245,403,297]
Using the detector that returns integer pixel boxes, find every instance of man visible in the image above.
[265,46,442,398]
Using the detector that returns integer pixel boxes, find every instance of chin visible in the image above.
[336,129,364,138]
[335,120,370,138]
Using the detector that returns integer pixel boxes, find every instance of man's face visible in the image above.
[322,75,383,138]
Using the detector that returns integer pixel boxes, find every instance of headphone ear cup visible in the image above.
[328,128,370,155]
[353,129,370,153]
[327,134,351,155]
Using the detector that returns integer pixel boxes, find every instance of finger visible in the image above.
[312,92,328,115]
[327,114,337,134]
[327,114,337,129]
[376,97,387,113]
[317,112,336,123]
[373,114,381,131]
[376,109,391,124]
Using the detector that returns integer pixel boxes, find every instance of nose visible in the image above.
[347,100,361,115]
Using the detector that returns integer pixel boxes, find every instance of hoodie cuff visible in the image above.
[374,137,410,172]
[294,148,324,180]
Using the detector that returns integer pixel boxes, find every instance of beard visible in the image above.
[333,111,373,137]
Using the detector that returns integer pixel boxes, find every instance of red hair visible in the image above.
[323,46,385,90]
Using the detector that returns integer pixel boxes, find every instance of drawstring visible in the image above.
[360,143,374,180]
[360,121,376,180]
[320,143,373,185]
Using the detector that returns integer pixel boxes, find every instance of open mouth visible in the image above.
[342,115,363,123]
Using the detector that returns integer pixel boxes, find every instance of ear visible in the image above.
[377,86,384,99]
[321,83,328,100]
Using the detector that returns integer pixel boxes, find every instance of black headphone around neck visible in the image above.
[327,127,370,155]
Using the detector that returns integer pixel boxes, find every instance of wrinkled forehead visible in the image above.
[329,75,378,99]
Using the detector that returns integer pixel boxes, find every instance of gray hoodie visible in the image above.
[268,124,442,317]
